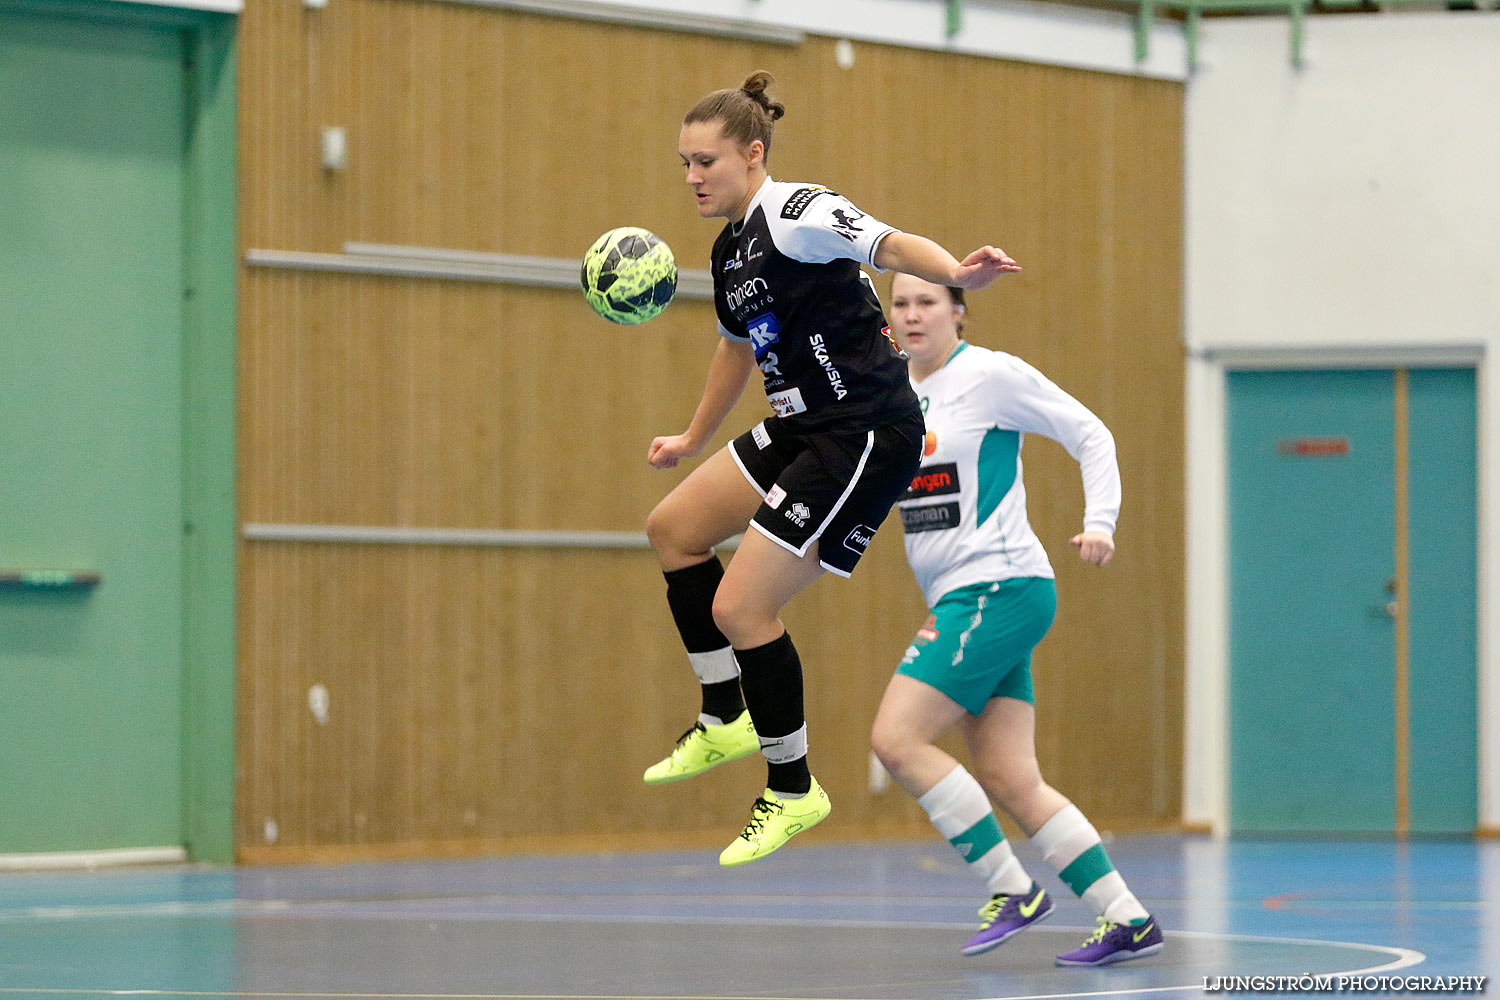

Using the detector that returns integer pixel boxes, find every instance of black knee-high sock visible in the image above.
[735,631,811,795]
[663,557,744,723]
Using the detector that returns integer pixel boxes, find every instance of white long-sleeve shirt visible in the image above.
[896,342,1121,607]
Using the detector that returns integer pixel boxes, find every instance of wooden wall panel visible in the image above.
[237,0,1185,858]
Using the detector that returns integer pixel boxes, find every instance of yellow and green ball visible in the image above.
[580,227,677,325]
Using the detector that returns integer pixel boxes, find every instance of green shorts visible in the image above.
[897,577,1057,715]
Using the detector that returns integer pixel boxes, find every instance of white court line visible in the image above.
[0,893,1427,999]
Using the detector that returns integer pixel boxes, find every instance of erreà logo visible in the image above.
[843,524,875,554]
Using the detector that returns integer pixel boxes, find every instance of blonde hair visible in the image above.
[683,70,785,162]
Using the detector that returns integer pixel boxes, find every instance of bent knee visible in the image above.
[647,500,710,565]
[644,502,675,552]
[710,589,750,644]
[870,720,922,776]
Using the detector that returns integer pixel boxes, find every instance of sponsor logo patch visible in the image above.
[901,462,961,501]
[780,186,832,220]
[900,502,960,533]
[746,312,781,356]
[767,387,807,417]
[842,523,875,555]
[751,422,771,450]
[766,484,787,509]
[728,277,770,313]
[785,501,811,527]
[829,206,866,242]
[721,237,762,272]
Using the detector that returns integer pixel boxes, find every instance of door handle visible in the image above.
[1367,601,1398,619]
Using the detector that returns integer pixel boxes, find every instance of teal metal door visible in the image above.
[0,10,187,852]
[1406,369,1478,835]
[1227,368,1476,835]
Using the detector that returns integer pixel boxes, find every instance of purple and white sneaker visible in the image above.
[960,882,1053,956]
[1055,916,1164,966]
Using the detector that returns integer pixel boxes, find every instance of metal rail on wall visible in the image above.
[396,0,805,44]
[1133,0,1497,70]
[940,0,1496,70]
[245,242,717,300]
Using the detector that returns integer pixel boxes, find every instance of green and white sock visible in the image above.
[1031,804,1148,924]
[918,764,1031,895]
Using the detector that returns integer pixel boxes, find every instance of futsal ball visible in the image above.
[580,227,677,325]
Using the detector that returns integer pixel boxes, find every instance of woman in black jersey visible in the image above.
[643,70,1021,866]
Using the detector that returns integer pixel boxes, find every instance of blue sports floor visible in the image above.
[0,835,1495,999]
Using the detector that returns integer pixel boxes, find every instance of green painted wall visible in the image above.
[0,0,236,861]
[180,7,238,867]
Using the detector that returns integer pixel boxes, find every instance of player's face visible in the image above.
[890,274,963,367]
[678,121,763,221]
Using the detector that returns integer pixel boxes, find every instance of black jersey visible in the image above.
[711,179,920,433]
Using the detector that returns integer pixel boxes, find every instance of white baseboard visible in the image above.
[0,846,188,872]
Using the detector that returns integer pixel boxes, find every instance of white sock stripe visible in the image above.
[758,723,807,764]
[985,851,1032,896]
[968,841,1008,875]
[1103,887,1151,925]
[1043,827,1103,873]
[1032,804,1090,858]
[917,766,993,836]
[917,764,971,812]
[687,647,740,685]
[1083,870,1130,918]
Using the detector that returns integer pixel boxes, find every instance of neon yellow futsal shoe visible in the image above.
[718,778,831,866]
[642,712,760,785]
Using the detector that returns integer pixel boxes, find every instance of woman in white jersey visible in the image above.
[872,274,1163,967]
[643,73,1021,867]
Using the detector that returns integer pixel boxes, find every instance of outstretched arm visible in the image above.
[647,337,757,469]
[872,231,1021,290]
[983,355,1120,568]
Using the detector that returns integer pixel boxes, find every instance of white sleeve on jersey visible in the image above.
[984,353,1121,535]
[766,187,898,269]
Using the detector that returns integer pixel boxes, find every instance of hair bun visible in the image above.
[740,70,786,121]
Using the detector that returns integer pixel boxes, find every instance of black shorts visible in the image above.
[728,410,924,578]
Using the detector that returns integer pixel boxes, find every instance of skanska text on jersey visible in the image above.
[809,334,847,400]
